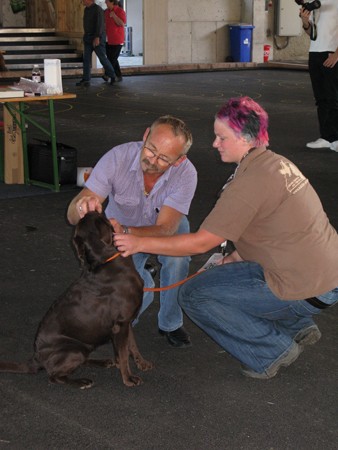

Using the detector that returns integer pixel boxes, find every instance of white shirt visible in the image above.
[309,0,338,52]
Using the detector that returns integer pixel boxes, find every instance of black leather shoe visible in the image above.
[159,326,191,348]
[76,79,90,87]
[110,78,116,85]
[102,74,109,82]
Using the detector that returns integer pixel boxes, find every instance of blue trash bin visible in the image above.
[229,24,254,62]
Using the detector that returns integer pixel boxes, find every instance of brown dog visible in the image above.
[0,212,153,389]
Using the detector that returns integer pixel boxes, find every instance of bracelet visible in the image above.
[303,23,311,30]
[122,224,129,234]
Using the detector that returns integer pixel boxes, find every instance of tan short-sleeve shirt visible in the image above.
[201,147,338,299]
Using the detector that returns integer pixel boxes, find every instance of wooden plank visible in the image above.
[0,93,76,104]
[26,0,56,28]
[3,107,24,184]
[55,0,83,34]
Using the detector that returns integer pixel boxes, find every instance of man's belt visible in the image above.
[305,297,330,309]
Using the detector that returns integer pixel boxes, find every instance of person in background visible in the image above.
[0,51,7,71]
[67,116,197,348]
[103,0,126,82]
[76,0,116,87]
[299,0,338,152]
[114,97,338,379]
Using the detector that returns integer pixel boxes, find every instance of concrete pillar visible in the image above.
[241,0,267,63]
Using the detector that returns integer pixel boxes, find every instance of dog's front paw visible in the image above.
[135,358,154,372]
[123,375,143,387]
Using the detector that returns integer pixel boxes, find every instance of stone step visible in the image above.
[0,28,83,72]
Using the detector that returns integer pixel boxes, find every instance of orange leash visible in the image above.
[144,272,200,292]
[105,253,201,292]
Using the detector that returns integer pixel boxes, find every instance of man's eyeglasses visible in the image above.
[143,146,178,168]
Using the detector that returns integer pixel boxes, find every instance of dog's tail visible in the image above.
[0,358,41,374]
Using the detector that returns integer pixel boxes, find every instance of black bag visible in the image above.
[28,140,77,185]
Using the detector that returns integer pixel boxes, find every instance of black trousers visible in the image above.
[308,51,338,143]
[105,44,123,79]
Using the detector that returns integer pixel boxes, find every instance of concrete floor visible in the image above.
[0,68,337,450]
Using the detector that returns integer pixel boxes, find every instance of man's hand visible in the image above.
[323,51,338,69]
[109,218,124,234]
[299,7,311,21]
[76,196,102,219]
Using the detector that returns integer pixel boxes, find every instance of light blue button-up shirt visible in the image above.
[85,141,197,227]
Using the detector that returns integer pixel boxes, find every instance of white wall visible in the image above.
[141,0,309,65]
[126,0,143,56]
[143,0,243,65]
[168,0,241,64]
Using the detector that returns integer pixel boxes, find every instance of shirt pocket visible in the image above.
[114,194,140,219]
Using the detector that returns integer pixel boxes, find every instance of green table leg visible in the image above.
[47,100,60,192]
[19,101,29,185]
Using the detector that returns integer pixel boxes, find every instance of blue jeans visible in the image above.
[132,217,190,332]
[178,261,338,373]
[83,39,116,82]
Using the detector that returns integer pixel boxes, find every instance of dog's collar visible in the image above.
[105,253,121,264]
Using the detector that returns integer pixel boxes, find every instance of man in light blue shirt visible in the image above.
[67,116,197,347]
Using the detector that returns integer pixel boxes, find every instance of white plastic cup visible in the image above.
[77,167,92,187]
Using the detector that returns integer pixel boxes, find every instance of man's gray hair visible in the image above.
[150,115,193,154]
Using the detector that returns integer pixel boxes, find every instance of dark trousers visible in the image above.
[106,44,123,79]
[83,39,116,82]
[308,51,338,142]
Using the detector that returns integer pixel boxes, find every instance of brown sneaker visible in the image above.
[294,325,321,346]
[241,343,303,380]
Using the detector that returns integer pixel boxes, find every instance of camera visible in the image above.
[295,0,321,11]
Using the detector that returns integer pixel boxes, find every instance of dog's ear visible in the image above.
[95,217,114,246]
[73,235,86,265]
[74,232,105,269]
